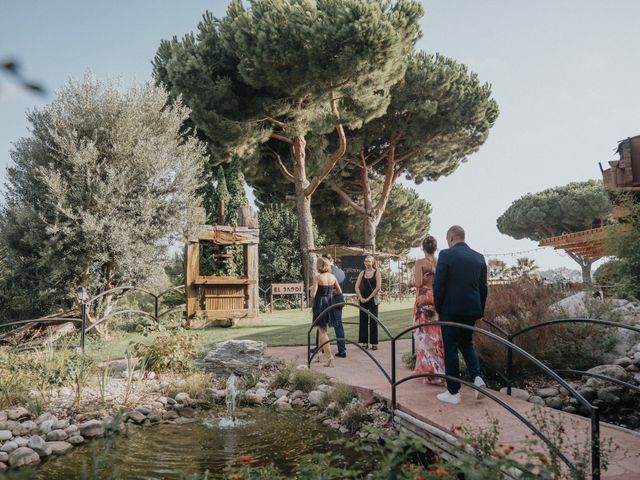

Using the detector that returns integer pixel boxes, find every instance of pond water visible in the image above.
[31,408,363,479]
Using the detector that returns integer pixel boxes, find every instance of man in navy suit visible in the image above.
[433,225,488,405]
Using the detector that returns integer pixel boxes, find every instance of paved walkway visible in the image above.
[267,340,640,479]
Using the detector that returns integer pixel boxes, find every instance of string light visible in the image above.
[481,247,546,258]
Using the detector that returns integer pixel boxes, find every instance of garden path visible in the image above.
[267,340,640,479]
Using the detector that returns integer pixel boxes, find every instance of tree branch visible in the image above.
[332,186,366,216]
[305,84,347,197]
[260,116,287,129]
[267,148,295,184]
[270,132,294,145]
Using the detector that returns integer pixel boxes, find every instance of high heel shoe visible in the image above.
[324,356,335,367]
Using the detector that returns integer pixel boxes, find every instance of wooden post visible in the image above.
[184,241,200,328]
[270,290,274,313]
[300,293,303,310]
[245,243,259,316]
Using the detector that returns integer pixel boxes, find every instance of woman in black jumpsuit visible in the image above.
[355,255,382,350]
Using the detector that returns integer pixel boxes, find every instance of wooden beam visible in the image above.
[195,276,256,285]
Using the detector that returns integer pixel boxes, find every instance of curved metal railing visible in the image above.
[307,304,615,479]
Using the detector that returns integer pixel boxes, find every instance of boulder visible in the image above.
[308,390,324,406]
[78,420,105,439]
[52,419,69,430]
[244,393,264,406]
[175,393,191,405]
[147,411,162,423]
[1,441,18,453]
[202,340,267,376]
[536,387,560,398]
[274,401,292,412]
[27,436,51,457]
[290,390,304,401]
[0,412,6,422]
[177,407,195,418]
[126,410,146,424]
[64,425,79,436]
[545,396,564,409]
[67,435,85,445]
[7,407,29,422]
[46,429,68,441]
[255,388,267,397]
[499,387,530,401]
[35,413,57,425]
[576,387,597,402]
[528,395,545,406]
[14,437,28,447]
[274,389,290,399]
[8,447,39,467]
[584,365,630,388]
[39,419,55,435]
[0,452,7,462]
[614,357,633,368]
[162,410,179,421]
[0,430,12,441]
[46,441,73,456]
[135,406,152,416]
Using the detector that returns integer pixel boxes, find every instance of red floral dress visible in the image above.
[413,280,445,386]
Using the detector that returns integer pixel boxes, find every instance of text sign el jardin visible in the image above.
[270,283,304,312]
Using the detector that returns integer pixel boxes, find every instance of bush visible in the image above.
[478,281,625,376]
[340,402,369,432]
[290,369,327,393]
[269,364,293,390]
[132,331,197,374]
[478,281,558,375]
[319,383,357,411]
[402,351,416,370]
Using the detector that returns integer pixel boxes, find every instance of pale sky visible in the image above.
[2,1,639,272]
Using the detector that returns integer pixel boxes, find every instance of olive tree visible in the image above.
[0,75,206,326]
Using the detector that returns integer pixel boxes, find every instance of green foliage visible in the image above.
[315,182,432,254]
[290,368,327,393]
[319,383,357,411]
[609,202,640,299]
[131,330,197,374]
[340,402,369,433]
[497,180,611,242]
[0,347,94,409]
[258,204,323,288]
[269,364,293,390]
[154,0,423,159]
[402,351,416,370]
[0,75,206,320]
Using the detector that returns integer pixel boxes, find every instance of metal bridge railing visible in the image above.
[305,305,633,479]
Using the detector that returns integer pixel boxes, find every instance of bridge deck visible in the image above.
[267,339,640,479]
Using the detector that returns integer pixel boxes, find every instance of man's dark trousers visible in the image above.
[441,314,481,394]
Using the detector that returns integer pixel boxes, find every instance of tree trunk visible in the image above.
[363,214,379,253]
[291,136,316,299]
[567,251,594,286]
[581,262,593,286]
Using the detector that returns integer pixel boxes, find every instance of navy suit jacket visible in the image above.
[433,242,488,318]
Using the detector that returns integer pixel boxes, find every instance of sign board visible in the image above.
[270,283,304,312]
[271,283,304,295]
[340,256,365,294]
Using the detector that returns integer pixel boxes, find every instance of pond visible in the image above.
[30,407,363,479]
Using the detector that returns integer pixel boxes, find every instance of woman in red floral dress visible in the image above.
[412,236,445,385]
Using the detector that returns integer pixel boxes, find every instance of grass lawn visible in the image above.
[86,298,415,362]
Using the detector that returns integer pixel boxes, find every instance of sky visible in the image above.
[2,0,639,272]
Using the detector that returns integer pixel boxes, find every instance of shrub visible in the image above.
[269,364,293,390]
[164,371,214,399]
[132,330,197,374]
[402,351,416,370]
[290,369,327,393]
[340,402,369,432]
[319,383,357,411]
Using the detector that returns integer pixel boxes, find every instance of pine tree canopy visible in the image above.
[496,180,612,242]
[343,51,499,184]
[153,0,423,160]
[0,75,206,317]
[314,182,431,254]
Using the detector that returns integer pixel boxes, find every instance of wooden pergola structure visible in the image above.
[538,224,630,259]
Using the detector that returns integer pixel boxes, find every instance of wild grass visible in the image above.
[290,368,327,393]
